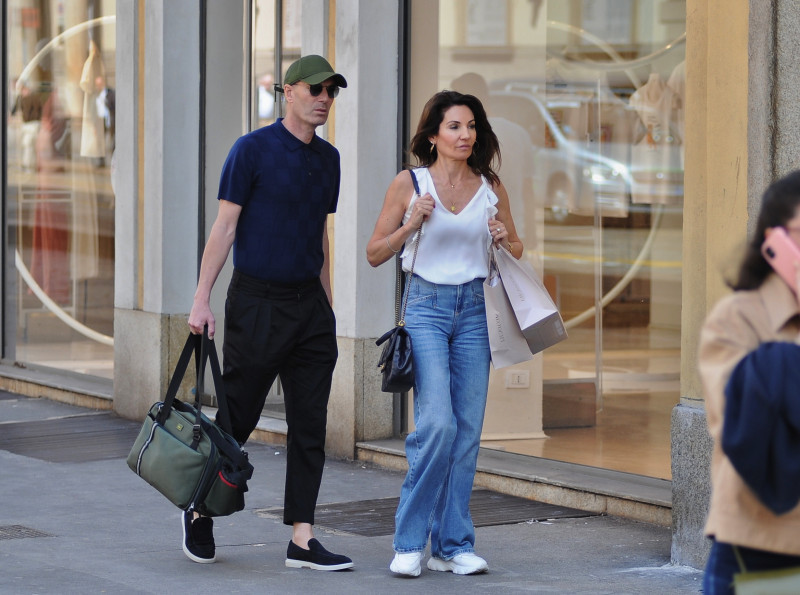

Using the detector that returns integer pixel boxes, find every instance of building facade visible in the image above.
[3,0,798,569]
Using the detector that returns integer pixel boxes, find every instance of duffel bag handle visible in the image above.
[156,327,231,426]
[197,329,235,436]
[155,328,233,438]
[155,333,199,426]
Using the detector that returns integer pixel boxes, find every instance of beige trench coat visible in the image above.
[699,273,800,555]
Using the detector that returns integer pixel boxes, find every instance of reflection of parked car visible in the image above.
[489,82,683,221]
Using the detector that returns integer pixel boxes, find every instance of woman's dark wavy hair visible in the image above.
[408,90,501,187]
[731,170,800,290]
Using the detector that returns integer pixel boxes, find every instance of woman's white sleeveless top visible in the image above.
[400,167,498,285]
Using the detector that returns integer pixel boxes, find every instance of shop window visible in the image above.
[408,0,685,479]
[5,1,116,379]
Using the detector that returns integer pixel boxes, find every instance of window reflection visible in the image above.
[251,0,303,129]
[6,3,115,378]
[411,0,685,479]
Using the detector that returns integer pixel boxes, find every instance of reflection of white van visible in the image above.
[489,83,683,221]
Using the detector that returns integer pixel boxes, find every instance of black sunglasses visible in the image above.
[306,83,339,99]
[273,82,340,99]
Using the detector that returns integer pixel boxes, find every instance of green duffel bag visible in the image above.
[127,331,253,517]
[732,546,800,595]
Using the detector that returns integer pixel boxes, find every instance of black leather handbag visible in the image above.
[376,170,423,393]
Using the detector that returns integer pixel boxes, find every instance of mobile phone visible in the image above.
[761,227,800,293]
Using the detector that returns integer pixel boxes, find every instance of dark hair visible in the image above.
[731,170,800,290]
[408,90,501,186]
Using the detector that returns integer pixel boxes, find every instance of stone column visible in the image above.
[672,0,750,569]
[327,0,402,457]
[202,1,247,346]
[114,0,204,420]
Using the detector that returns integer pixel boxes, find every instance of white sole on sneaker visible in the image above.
[285,558,354,571]
[390,552,423,577]
[183,542,216,564]
[427,555,488,575]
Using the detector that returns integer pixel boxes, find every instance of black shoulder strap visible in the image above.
[392,170,422,326]
[396,169,424,325]
[408,169,420,195]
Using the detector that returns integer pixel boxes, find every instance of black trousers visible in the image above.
[222,270,338,525]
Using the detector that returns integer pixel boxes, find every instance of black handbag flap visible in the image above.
[376,325,399,348]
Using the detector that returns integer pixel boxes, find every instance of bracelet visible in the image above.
[507,241,514,254]
[386,235,401,254]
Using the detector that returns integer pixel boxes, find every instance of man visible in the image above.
[187,55,352,571]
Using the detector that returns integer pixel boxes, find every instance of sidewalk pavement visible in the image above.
[0,393,703,594]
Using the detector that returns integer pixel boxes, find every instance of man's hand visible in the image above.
[188,301,215,338]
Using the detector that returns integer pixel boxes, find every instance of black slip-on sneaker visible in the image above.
[285,538,353,571]
[181,511,216,563]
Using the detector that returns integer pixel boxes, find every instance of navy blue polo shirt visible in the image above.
[217,119,340,283]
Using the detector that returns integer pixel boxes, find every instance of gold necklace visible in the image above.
[442,171,462,211]
[447,192,458,212]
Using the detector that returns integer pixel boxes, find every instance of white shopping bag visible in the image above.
[493,245,567,354]
[484,252,534,369]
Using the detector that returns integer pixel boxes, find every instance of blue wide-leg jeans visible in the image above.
[392,275,491,560]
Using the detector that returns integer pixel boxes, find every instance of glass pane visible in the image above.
[6,1,116,379]
[251,0,302,129]
[252,0,304,419]
[252,0,277,128]
[409,0,684,479]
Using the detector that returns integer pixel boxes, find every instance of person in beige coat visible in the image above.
[699,170,800,593]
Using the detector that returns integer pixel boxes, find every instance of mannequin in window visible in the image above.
[79,40,106,163]
[667,61,686,165]
[628,73,682,204]
[74,40,106,286]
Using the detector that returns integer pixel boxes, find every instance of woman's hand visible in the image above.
[367,171,434,267]
[488,215,523,258]
[410,193,435,228]
[488,217,508,245]
[488,180,524,259]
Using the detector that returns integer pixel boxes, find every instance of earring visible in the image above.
[430,142,436,154]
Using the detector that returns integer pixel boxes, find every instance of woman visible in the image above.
[366,90,523,577]
[699,170,800,593]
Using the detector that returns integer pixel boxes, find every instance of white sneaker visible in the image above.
[390,551,424,577]
[427,553,488,575]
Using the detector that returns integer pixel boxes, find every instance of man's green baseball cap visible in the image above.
[284,55,347,88]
